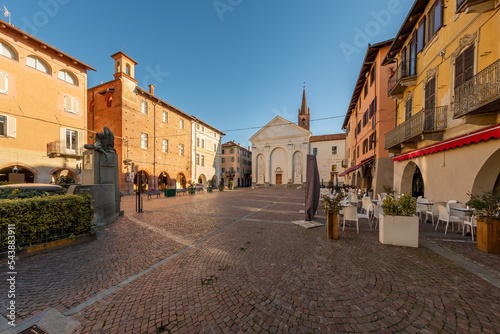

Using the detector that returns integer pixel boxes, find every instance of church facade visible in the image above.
[250,87,346,187]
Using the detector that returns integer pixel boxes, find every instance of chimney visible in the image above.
[148,84,155,95]
[248,146,250,151]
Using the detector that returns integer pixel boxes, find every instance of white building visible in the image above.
[250,87,346,187]
[191,118,224,186]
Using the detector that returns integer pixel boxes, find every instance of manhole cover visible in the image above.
[19,325,49,334]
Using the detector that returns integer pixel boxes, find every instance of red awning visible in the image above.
[339,157,374,177]
[393,125,500,162]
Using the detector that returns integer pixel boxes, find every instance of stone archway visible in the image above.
[471,147,500,195]
[0,164,37,184]
[158,172,170,191]
[198,174,207,186]
[400,161,423,196]
[134,170,149,191]
[50,167,80,185]
[270,148,287,186]
[176,173,186,189]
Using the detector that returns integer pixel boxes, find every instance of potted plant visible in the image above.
[379,193,419,247]
[229,179,234,190]
[207,181,213,193]
[466,191,500,254]
[188,181,196,195]
[321,193,346,240]
[218,180,224,191]
[366,188,373,199]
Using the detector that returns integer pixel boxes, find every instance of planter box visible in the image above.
[165,189,176,197]
[379,214,419,248]
[477,217,500,254]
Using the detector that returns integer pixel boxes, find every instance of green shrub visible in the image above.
[381,193,416,216]
[0,194,94,250]
[0,187,67,200]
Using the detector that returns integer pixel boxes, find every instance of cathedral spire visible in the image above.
[298,83,310,131]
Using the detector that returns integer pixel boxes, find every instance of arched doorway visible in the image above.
[412,166,424,198]
[270,148,287,186]
[471,148,500,196]
[50,168,78,185]
[211,175,218,187]
[176,173,186,189]
[400,161,424,197]
[0,164,36,183]
[158,172,169,191]
[134,170,149,191]
[275,167,283,187]
[198,174,207,186]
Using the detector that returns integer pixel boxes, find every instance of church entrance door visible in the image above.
[276,174,282,186]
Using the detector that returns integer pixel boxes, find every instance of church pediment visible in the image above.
[249,116,311,143]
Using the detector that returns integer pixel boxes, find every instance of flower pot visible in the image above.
[476,217,500,254]
[379,214,419,247]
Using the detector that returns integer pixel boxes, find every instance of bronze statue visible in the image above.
[84,126,116,161]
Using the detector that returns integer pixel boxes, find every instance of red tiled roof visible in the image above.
[309,133,347,142]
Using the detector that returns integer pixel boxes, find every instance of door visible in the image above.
[276,174,282,186]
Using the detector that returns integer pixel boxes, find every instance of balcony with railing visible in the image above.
[224,170,235,177]
[454,59,500,119]
[385,106,448,151]
[47,141,83,158]
[388,59,417,98]
[341,159,348,168]
[456,0,497,13]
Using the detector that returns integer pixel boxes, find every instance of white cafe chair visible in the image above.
[435,204,463,234]
[463,215,477,241]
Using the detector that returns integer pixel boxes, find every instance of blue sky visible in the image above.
[3,0,413,148]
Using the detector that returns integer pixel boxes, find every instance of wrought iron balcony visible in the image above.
[456,0,497,13]
[385,106,448,150]
[454,59,500,118]
[387,58,417,98]
[225,170,235,177]
[47,141,83,158]
[341,159,348,168]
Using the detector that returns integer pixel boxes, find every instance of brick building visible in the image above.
[88,52,195,194]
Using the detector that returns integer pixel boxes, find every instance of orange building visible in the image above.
[221,141,252,187]
[0,21,94,184]
[340,40,396,196]
[88,52,196,194]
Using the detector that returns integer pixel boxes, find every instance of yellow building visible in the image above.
[384,0,500,202]
[0,21,94,184]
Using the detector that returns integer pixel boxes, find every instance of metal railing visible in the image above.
[47,141,82,157]
[225,171,235,177]
[388,58,417,95]
[341,159,348,168]
[385,106,448,149]
[454,59,500,118]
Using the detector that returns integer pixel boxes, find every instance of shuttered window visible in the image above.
[64,95,78,114]
[405,97,413,121]
[0,42,17,60]
[26,56,50,74]
[163,139,168,153]
[141,101,148,114]
[0,72,7,94]
[58,70,77,85]
[425,78,436,110]
[0,115,4,136]
[417,17,426,53]
[455,45,474,88]
[66,129,77,151]
[141,133,148,149]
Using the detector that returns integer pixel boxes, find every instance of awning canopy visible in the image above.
[339,157,374,177]
[393,125,500,162]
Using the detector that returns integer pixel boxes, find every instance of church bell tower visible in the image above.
[298,83,310,131]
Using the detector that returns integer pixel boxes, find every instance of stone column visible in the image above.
[264,146,270,187]
[287,144,294,186]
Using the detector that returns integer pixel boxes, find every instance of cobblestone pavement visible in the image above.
[2,188,500,333]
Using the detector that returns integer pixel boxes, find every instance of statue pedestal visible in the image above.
[73,150,121,227]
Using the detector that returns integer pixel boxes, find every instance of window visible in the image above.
[237,167,240,173]
[58,70,77,85]
[363,110,368,126]
[64,95,79,114]
[163,111,168,122]
[163,139,168,153]
[222,149,225,154]
[26,56,50,74]
[455,45,474,88]
[357,146,359,158]
[141,133,148,149]
[126,64,130,76]
[357,121,361,134]
[201,155,205,167]
[428,0,443,37]
[202,126,205,132]
[231,157,235,162]
[364,83,368,98]
[0,72,8,94]
[237,157,240,163]
[201,139,205,148]
[230,148,234,154]
[405,97,412,121]
[196,138,200,147]
[369,132,376,150]
[222,168,225,173]
[105,94,113,108]
[363,139,368,154]
[0,41,17,60]
[369,98,376,118]
[425,78,436,110]
[197,124,200,130]
[313,148,318,156]
[196,154,200,165]
[141,101,148,114]
[180,119,184,129]
[370,65,376,85]
[179,143,184,156]
[0,115,15,137]
[417,18,426,53]
[65,129,77,152]
[214,143,217,151]
[332,146,337,155]
[230,167,235,173]
[332,165,337,172]
[222,157,225,163]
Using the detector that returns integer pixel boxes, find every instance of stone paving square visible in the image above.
[1,188,499,333]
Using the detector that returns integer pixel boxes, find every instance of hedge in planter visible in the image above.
[0,194,94,251]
